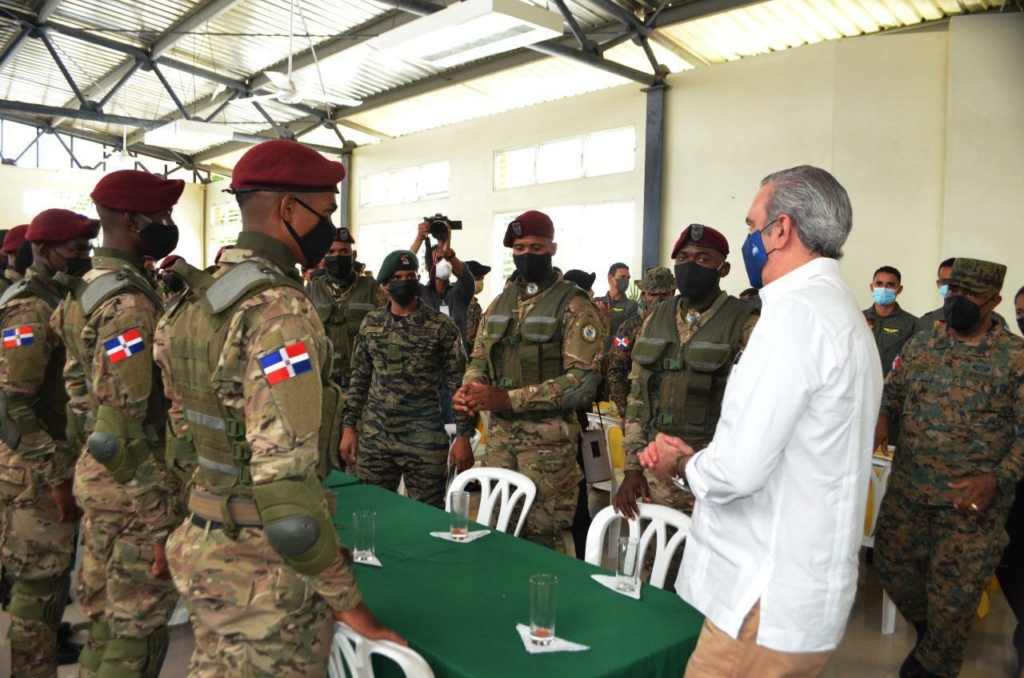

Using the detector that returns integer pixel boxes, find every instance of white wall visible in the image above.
[347,11,1024,326]
[0,164,206,266]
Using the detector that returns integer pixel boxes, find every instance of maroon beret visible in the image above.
[335,227,355,244]
[27,209,99,244]
[91,170,185,214]
[2,224,29,255]
[671,224,730,259]
[502,210,555,247]
[229,140,346,193]
[159,254,184,270]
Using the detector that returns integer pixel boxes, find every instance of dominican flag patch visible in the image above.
[104,329,145,364]
[2,326,34,348]
[259,342,312,385]
[614,335,630,350]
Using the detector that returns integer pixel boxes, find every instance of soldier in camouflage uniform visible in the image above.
[156,140,401,677]
[3,225,29,284]
[874,258,1024,678]
[614,226,757,524]
[50,170,183,678]
[455,210,604,553]
[341,250,475,509]
[0,209,94,677]
[465,260,492,351]
[606,267,675,414]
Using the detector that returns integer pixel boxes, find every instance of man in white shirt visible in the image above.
[640,165,882,677]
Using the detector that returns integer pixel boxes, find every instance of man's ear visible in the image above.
[897,284,904,296]
[550,242,558,257]
[719,262,730,279]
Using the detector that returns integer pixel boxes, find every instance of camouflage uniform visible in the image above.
[607,312,645,414]
[51,247,178,677]
[623,292,757,516]
[0,263,76,677]
[345,303,473,508]
[156,232,362,677]
[464,274,604,552]
[466,296,483,352]
[874,261,1024,678]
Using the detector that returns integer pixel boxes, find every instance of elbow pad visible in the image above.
[87,405,153,484]
[560,371,602,411]
[254,474,338,576]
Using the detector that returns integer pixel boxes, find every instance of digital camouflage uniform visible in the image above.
[156,232,362,677]
[0,263,76,677]
[345,303,473,508]
[466,296,483,352]
[464,273,604,552]
[51,247,178,678]
[875,261,1024,678]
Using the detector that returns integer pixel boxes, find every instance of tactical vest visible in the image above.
[0,273,69,439]
[308,274,379,386]
[483,280,582,391]
[166,261,339,501]
[58,266,168,440]
[628,293,755,447]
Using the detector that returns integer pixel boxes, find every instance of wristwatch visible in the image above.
[671,455,691,492]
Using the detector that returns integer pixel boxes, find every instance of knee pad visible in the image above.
[78,621,110,672]
[99,627,169,678]
[7,574,68,628]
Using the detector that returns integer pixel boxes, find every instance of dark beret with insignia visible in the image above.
[376,249,420,283]
[502,210,554,247]
[671,223,730,259]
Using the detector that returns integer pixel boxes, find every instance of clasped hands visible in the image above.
[638,433,696,484]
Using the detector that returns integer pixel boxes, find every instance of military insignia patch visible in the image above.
[614,335,630,349]
[510,220,523,236]
[400,255,410,266]
[691,224,705,241]
[582,324,598,343]
[2,326,34,348]
[104,329,145,364]
[526,282,538,294]
[259,342,313,385]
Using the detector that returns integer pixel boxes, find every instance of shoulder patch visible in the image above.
[582,324,598,343]
[613,334,630,350]
[2,325,34,348]
[103,328,145,363]
[259,342,313,385]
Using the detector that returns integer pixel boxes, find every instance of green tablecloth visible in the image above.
[325,470,362,490]
[333,484,703,678]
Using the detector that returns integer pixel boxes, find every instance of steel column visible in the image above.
[641,84,666,271]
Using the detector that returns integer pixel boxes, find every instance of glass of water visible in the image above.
[616,536,640,593]
[529,574,557,645]
[449,490,470,540]
[352,510,375,562]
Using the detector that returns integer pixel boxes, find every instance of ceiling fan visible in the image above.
[219,0,363,110]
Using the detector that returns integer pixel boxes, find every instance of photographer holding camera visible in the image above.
[410,216,476,352]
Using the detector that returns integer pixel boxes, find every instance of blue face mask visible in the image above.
[741,220,777,289]
[872,287,897,306]
[938,284,949,299]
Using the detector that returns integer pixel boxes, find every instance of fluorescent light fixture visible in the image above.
[378,0,563,69]
[144,119,235,152]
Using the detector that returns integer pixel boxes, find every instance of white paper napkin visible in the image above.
[591,573,641,600]
[353,554,382,568]
[429,529,490,543]
[514,623,590,654]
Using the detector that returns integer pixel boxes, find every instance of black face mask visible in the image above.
[674,262,720,298]
[162,273,185,293]
[388,279,419,306]
[308,268,327,282]
[943,294,982,332]
[512,252,552,283]
[14,242,32,276]
[284,198,335,268]
[324,255,353,281]
[138,218,179,260]
[1018,318,1024,337]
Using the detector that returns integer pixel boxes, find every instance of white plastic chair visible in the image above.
[585,504,691,590]
[329,622,434,678]
[862,451,897,634]
[446,468,536,537]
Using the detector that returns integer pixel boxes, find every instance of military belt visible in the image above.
[187,488,337,528]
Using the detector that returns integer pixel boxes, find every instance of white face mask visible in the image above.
[474,280,484,294]
[435,259,452,281]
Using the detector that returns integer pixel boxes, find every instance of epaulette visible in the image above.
[202,260,305,316]
[80,267,163,316]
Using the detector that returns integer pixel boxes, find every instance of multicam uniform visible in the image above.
[51,247,178,678]
[345,303,473,508]
[0,263,76,677]
[156,232,360,677]
[464,273,604,551]
[466,296,483,352]
[875,320,1024,678]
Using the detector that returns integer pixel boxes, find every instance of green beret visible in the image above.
[376,250,419,284]
[948,258,1006,294]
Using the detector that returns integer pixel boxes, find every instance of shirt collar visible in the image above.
[92,247,146,273]
[225,231,301,279]
[759,257,839,308]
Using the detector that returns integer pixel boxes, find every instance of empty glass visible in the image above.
[352,510,375,562]
[449,490,470,540]
[616,536,640,593]
[529,574,557,645]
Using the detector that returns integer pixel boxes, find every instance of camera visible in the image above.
[424,214,463,242]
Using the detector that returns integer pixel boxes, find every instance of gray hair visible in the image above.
[760,166,853,259]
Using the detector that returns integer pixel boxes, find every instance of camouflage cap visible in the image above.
[948,257,1006,294]
[635,267,675,294]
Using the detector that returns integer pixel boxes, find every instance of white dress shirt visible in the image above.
[678,257,882,653]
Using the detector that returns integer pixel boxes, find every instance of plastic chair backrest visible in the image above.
[864,455,892,539]
[330,622,435,678]
[446,467,537,536]
[585,504,691,589]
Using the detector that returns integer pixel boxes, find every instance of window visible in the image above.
[23,190,98,218]
[494,127,635,190]
[206,202,242,266]
[359,162,450,208]
[353,220,423,282]
[492,201,636,288]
